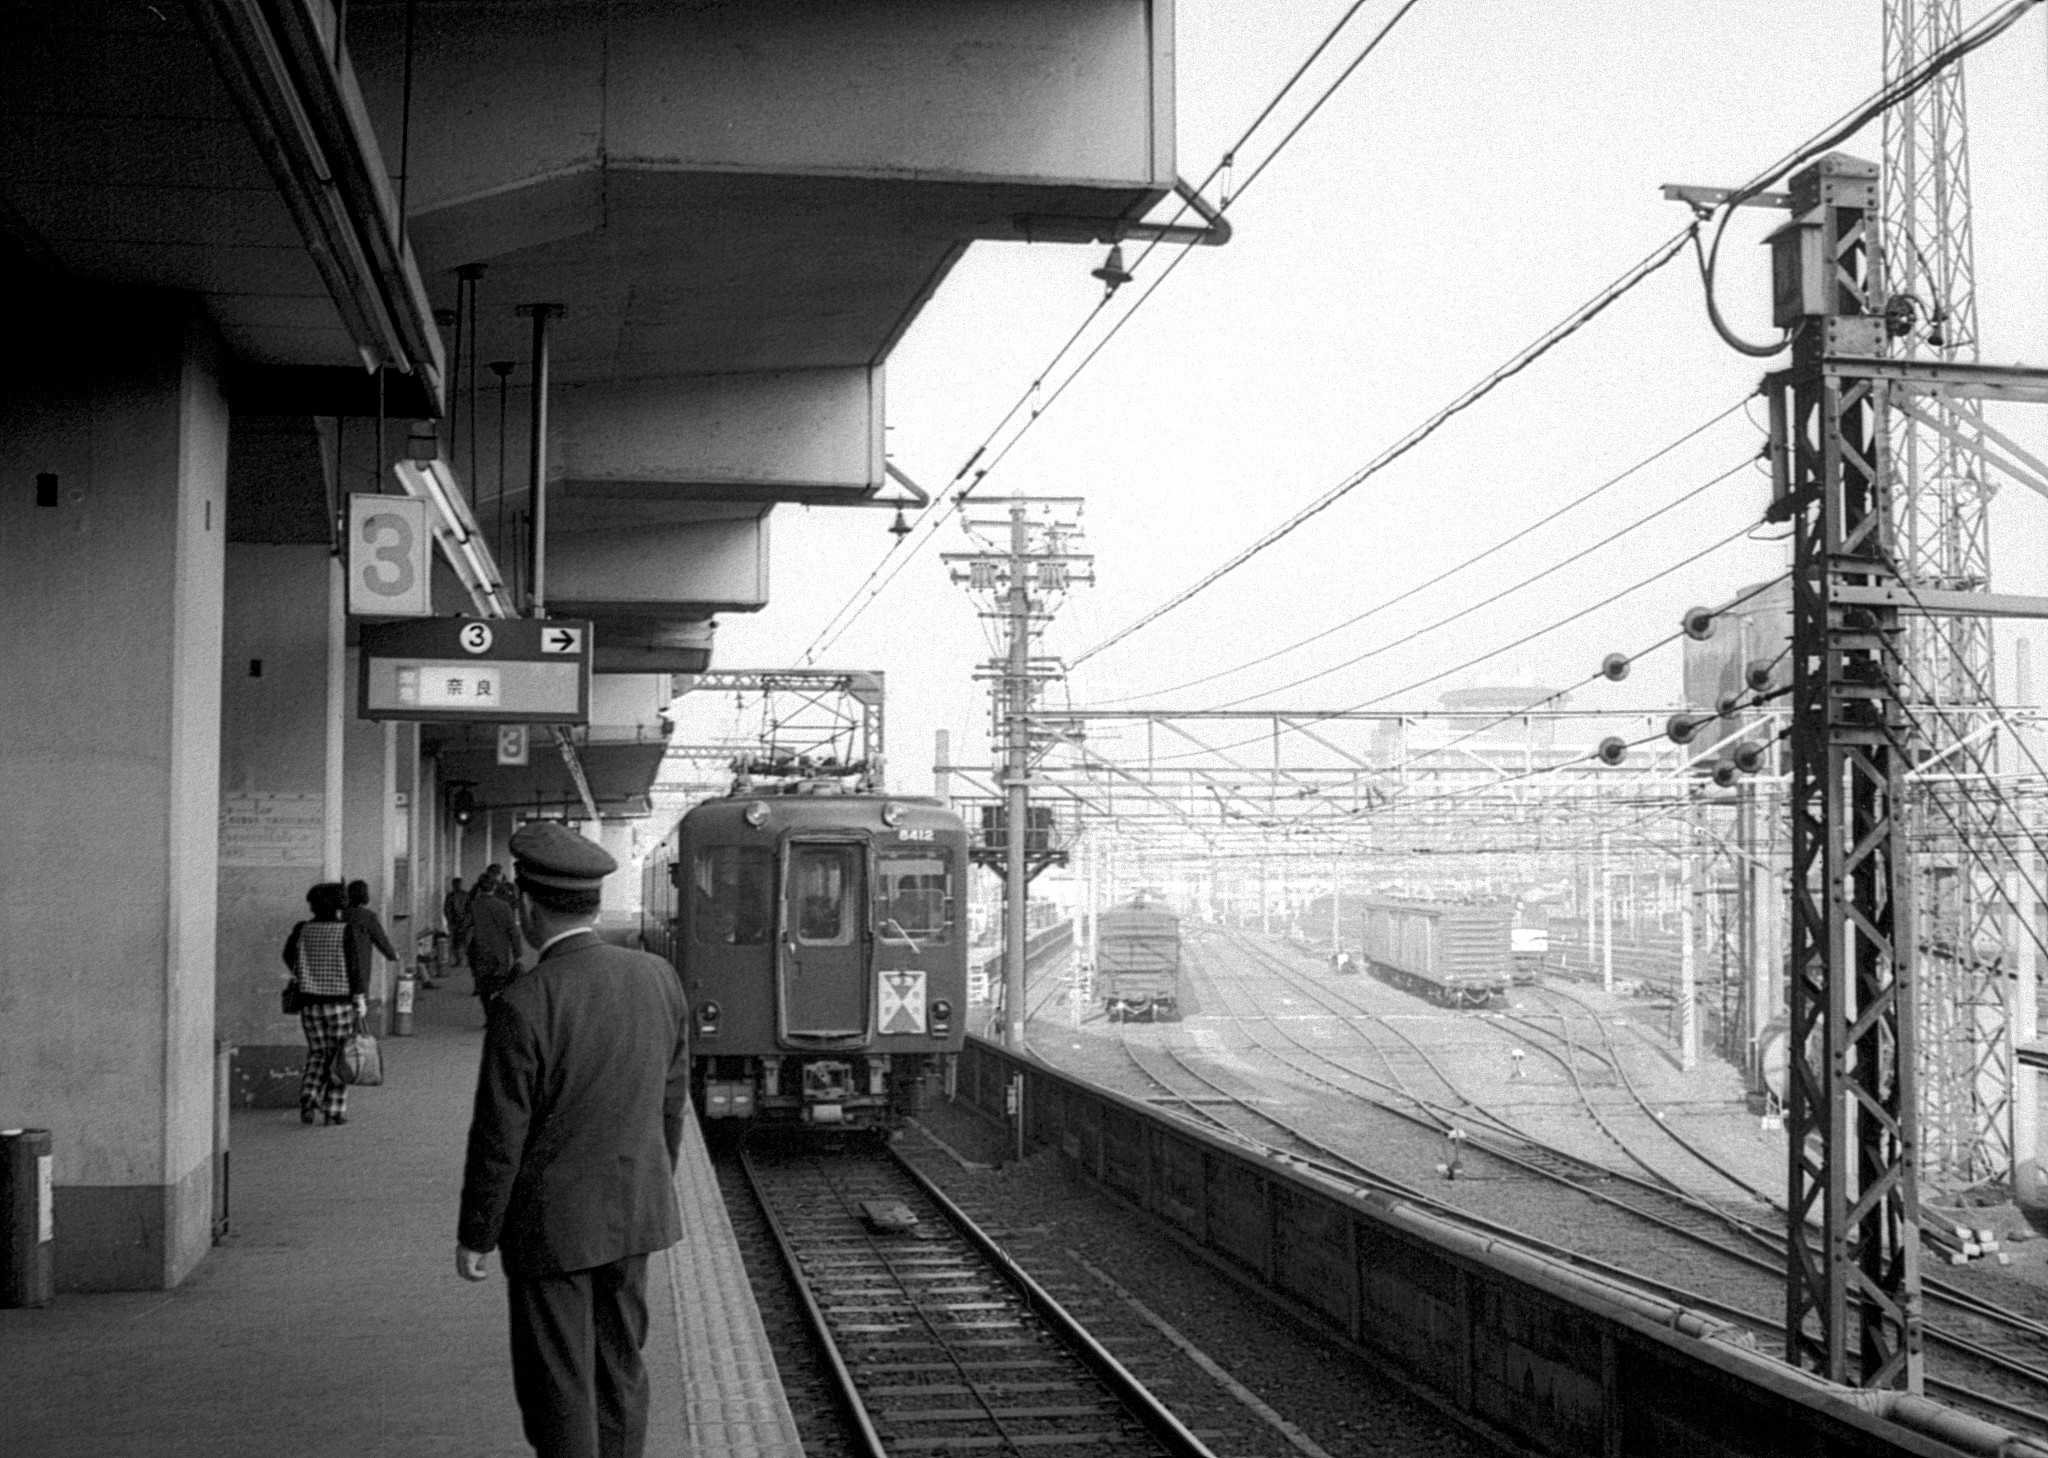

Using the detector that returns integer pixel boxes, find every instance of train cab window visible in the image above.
[692,847,773,946]
[878,852,951,944]
[792,845,858,946]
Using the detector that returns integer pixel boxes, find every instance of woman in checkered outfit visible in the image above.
[282,883,369,1125]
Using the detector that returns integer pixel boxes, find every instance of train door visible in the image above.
[778,839,868,1041]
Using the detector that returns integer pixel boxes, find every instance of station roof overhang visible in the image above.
[0,1,445,417]
[345,0,1179,505]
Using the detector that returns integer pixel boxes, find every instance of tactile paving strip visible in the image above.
[662,1113,807,1458]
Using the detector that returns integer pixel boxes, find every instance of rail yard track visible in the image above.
[1147,927,2048,1432]
[730,1135,1216,1458]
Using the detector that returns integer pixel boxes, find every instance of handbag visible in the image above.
[281,982,303,1015]
[336,1015,384,1087]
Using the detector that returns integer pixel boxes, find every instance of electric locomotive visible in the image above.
[643,786,969,1129]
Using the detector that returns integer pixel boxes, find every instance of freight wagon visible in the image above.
[1358,899,1513,1008]
[1096,900,1181,1021]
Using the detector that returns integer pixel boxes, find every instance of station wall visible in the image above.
[217,543,336,1105]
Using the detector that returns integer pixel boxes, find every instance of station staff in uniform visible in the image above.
[456,823,690,1458]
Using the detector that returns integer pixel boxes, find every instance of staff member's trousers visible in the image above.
[507,1253,651,1458]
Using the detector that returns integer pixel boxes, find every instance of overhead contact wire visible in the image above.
[1072,2,2042,668]
[1084,398,1751,706]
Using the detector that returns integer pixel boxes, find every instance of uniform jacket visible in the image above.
[458,931,690,1276]
[467,892,520,970]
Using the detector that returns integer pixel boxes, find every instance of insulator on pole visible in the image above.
[1666,713,1705,745]
[1596,736,1628,766]
[1682,606,1717,641]
[1717,692,1742,717]
[1732,743,1764,774]
[1600,652,1631,682]
[1746,663,1774,693]
[1711,761,1740,788]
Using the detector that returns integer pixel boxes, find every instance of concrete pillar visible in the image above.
[0,293,226,1290]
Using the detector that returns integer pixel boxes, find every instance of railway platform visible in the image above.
[0,987,802,1458]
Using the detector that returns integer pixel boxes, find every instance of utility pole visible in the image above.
[1002,502,1030,1046]
[1679,795,1699,1072]
[1601,833,1614,993]
[945,498,1092,1048]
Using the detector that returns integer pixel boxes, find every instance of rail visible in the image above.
[733,1136,1214,1458]
[955,1035,2048,1458]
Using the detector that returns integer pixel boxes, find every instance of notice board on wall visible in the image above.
[219,792,325,867]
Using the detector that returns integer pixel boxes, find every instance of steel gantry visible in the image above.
[1883,0,2012,1196]
[1764,154,1922,1389]
[1762,150,2048,1388]
[652,669,886,793]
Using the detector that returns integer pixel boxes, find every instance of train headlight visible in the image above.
[743,801,770,828]
[696,1001,721,1037]
[880,802,904,827]
[930,999,952,1034]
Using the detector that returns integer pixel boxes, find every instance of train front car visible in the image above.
[655,792,969,1130]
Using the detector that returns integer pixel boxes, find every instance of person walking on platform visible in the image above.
[456,823,690,1458]
[282,882,368,1126]
[444,876,472,970]
[468,865,521,1006]
[344,879,401,1008]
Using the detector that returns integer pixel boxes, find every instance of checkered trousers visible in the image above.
[299,1002,355,1120]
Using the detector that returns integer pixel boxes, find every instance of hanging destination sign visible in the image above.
[357,618,592,724]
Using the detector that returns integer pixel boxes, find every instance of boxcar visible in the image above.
[1097,900,1180,1021]
[1358,899,1513,1008]
[643,789,970,1129]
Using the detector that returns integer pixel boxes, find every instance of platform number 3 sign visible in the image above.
[347,494,432,618]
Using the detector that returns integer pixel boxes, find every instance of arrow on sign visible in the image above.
[541,627,583,654]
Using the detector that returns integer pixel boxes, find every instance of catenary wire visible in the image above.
[1068,225,1704,668]
[1189,455,1757,713]
[1070,3,2041,669]
[1118,514,1768,768]
[1083,397,1753,706]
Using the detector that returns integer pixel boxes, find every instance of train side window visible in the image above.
[692,847,773,946]
[792,845,857,946]
[878,852,950,944]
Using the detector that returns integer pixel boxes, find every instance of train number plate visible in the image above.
[878,969,927,1034]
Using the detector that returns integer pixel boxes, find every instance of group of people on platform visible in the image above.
[281,826,683,1458]
[278,879,400,1126]
[443,865,525,1004]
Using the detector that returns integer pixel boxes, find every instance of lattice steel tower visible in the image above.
[1881,0,2010,1191]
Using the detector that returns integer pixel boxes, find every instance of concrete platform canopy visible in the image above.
[0,0,1182,1291]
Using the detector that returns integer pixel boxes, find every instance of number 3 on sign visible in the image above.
[497,724,529,766]
[346,494,431,618]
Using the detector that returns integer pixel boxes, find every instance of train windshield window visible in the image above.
[792,845,857,946]
[692,847,773,946]
[879,852,950,943]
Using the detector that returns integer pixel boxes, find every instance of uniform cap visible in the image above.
[509,821,617,890]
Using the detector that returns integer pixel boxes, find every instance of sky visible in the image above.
[699,2,2048,798]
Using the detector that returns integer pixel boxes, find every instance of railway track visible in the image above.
[733,1135,1215,1458]
[1179,928,2048,1431]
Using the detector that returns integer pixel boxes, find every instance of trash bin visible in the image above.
[0,1128,54,1308]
